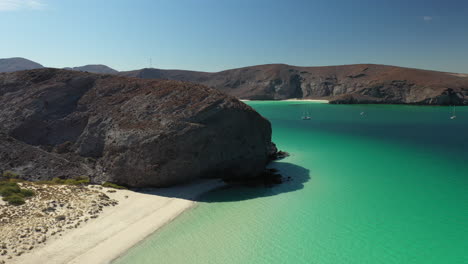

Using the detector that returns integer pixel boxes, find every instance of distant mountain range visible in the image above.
[63,65,118,74]
[0,57,44,72]
[0,58,118,74]
[1,57,467,105]
[120,64,468,105]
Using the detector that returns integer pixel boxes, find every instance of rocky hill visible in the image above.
[3,57,467,105]
[121,64,468,105]
[0,69,274,187]
[0,57,44,73]
[64,64,118,74]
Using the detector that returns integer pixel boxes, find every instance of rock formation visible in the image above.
[121,64,468,105]
[0,68,274,187]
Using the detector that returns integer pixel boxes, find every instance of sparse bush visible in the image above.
[102,182,127,189]
[2,171,18,179]
[3,194,25,206]
[0,179,35,206]
[52,177,65,184]
[38,176,90,186]
[20,189,35,197]
[0,185,21,197]
[74,176,90,184]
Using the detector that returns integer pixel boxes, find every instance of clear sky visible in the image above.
[1,0,467,73]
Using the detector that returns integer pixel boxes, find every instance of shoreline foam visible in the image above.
[10,180,225,264]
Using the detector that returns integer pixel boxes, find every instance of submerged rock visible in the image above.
[0,68,274,187]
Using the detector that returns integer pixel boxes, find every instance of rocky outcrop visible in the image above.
[0,58,44,73]
[0,132,93,181]
[121,64,468,105]
[0,68,274,187]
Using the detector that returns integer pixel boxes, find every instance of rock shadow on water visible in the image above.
[133,162,310,202]
[198,161,310,203]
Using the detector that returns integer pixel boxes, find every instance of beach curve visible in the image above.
[10,180,225,264]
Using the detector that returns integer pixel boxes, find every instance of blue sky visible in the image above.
[0,0,467,73]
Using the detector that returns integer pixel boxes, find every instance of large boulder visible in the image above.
[0,68,274,187]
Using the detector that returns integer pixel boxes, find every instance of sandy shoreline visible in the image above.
[10,179,225,264]
[283,98,329,103]
[240,98,329,103]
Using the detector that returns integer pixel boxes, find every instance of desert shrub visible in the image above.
[20,189,35,197]
[102,182,127,189]
[64,176,90,185]
[0,181,18,188]
[2,171,18,179]
[51,178,65,184]
[0,180,35,206]
[39,176,90,186]
[0,184,21,197]
[3,194,25,205]
[74,176,90,184]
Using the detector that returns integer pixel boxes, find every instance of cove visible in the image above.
[114,101,468,264]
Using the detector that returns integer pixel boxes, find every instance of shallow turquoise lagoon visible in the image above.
[115,102,468,264]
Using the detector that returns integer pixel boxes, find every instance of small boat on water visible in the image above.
[450,105,457,120]
[302,116,311,120]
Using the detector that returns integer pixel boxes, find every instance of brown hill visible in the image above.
[0,68,274,187]
[121,64,468,105]
[64,64,118,74]
[0,57,44,73]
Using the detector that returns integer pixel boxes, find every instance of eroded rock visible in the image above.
[0,68,274,187]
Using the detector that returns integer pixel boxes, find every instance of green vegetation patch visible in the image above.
[102,182,127,189]
[3,194,26,206]
[36,176,90,186]
[0,179,35,206]
[2,171,19,179]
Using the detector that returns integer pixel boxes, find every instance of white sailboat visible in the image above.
[450,105,457,120]
[302,108,311,120]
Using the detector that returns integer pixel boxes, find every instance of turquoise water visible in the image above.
[115,102,468,264]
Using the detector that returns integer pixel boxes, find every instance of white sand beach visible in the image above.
[240,98,329,103]
[10,180,225,264]
[283,98,329,103]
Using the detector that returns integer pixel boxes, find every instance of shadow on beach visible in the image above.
[134,161,310,203]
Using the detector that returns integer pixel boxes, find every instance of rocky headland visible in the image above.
[0,68,275,187]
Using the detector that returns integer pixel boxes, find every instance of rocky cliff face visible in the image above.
[121,64,468,105]
[0,69,274,187]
